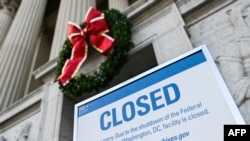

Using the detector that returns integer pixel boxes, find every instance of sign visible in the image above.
[74,45,245,141]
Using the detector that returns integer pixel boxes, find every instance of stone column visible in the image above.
[0,0,47,110]
[0,0,18,48]
[49,0,96,60]
[109,0,129,12]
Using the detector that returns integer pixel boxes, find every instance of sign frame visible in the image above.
[73,45,245,141]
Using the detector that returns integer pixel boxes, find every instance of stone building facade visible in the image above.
[0,0,249,140]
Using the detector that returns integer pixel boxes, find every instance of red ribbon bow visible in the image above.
[54,7,115,85]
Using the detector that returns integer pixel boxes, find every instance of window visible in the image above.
[128,0,138,5]
[109,44,157,87]
[96,0,109,11]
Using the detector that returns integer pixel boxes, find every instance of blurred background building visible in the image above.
[0,0,250,140]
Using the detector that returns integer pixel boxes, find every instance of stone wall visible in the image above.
[186,0,250,123]
[0,87,42,141]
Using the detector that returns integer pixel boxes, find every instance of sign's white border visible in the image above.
[73,45,245,141]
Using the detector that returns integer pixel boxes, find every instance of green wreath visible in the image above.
[55,9,134,96]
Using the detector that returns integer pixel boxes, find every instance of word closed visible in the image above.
[100,83,181,130]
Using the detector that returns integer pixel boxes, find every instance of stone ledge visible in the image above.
[184,0,236,26]
[0,86,43,124]
[176,0,208,15]
[33,58,57,83]
[126,0,158,18]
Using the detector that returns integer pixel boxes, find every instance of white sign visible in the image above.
[74,45,245,141]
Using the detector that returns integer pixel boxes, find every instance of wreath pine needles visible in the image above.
[55,9,134,96]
